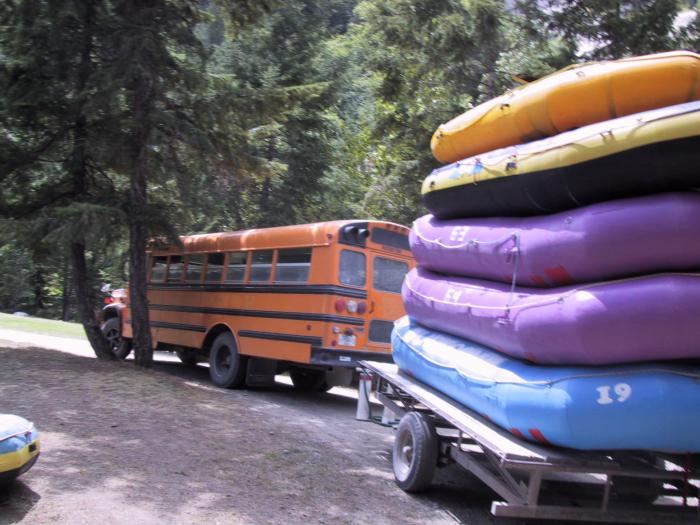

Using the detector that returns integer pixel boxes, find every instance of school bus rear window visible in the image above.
[339,250,366,287]
[369,320,393,343]
[275,248,311,282]
[373,256,408,293]
[371,227,410,251]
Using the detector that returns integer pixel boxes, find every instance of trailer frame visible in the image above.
[362,360,700,524]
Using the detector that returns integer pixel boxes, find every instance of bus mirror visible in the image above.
[358,228,369,238]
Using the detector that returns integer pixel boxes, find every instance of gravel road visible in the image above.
[0,333,500,525]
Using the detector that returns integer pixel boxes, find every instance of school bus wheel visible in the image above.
[208,332,247,389]
[289,368,330,393]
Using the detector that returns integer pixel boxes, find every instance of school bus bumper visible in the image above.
[309,347,393,367]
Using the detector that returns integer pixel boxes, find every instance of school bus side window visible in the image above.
[186,254,204,283]
[275,248,312,282]
[205,253,225,283]
[250,250,273,282]
[339,250,366,287]
[225,252,247,282]
[150,256,168,283]
[168,255,184,282]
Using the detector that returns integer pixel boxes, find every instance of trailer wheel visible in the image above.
[392,411,438,492]
[101,317,132,359]
[289,368,330,392]
[208,332,247,388]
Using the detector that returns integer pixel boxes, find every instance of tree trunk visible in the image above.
[32,268,46,313]
[128,195,153,367]
[71,241,114,359]
[61,256,72,321]
[128,74,154,367]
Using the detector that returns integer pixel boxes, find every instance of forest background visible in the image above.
[1,0,699,357]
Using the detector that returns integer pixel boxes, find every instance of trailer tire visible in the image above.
[392,412,438,492]
[208,332,247,388]
[101,317,132,359]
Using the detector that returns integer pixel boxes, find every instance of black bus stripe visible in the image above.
[147,283,367,299]
[149,321,207,333]
[147,304,364,326]
[237,330,322,346]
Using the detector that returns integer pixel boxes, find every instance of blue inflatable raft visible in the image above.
[392,317,700,452]
[0,414,40,485]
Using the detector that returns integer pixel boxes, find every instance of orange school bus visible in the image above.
[117,220,414,390]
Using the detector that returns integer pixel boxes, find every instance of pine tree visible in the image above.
[1,0,269,365]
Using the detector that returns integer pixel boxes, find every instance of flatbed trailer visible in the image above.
[361,361,700,524]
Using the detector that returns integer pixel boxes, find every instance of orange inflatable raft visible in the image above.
[430,51,700,164]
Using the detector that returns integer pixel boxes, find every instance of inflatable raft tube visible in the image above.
[431,51,700,164]
[392,317,700,452]
[411,193,700,287]
[402,268,700,365]
[0,415,39,486]
[423,101,700,219]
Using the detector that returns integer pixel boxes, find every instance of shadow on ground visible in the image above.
[0,481,40,523]
[0,346,502,524]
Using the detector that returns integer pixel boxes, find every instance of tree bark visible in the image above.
[71,241,114,359]
[61,257,72,321]
[128,73,155,367]
[128,171,153,367]
[65,0,117,359]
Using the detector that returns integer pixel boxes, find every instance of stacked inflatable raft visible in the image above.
[396,51,700,452]
[0,414,40,486]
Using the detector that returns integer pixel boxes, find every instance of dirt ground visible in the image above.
[0,339,503,525]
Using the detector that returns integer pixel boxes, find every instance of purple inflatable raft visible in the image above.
[410,192,700,287]
[403,268,700,365]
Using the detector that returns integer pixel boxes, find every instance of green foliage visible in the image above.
[1,0,695,322]
[543,0,686,58]
[0,312,86,338]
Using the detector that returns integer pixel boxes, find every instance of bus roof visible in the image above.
[149,220,409,254]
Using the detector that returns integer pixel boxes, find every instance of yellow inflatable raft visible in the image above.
[431,51,700,164]
[422,102,700,219]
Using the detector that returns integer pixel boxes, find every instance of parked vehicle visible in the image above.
[100,285,131,359]
[104,220,414,390]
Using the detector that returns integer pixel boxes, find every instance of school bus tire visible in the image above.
[208,332,247,389]
[289,368,330,393]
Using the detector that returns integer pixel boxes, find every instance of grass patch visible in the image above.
[0,313,86,339]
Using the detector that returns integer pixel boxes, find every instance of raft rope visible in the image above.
[395,328,700,387]
[403,271,700,312]
[429,104,700,186]
[436,51,699,136]
[410,226,521,308]
[0,423,34,443]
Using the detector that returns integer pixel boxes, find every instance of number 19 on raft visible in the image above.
[596,383,632,405]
